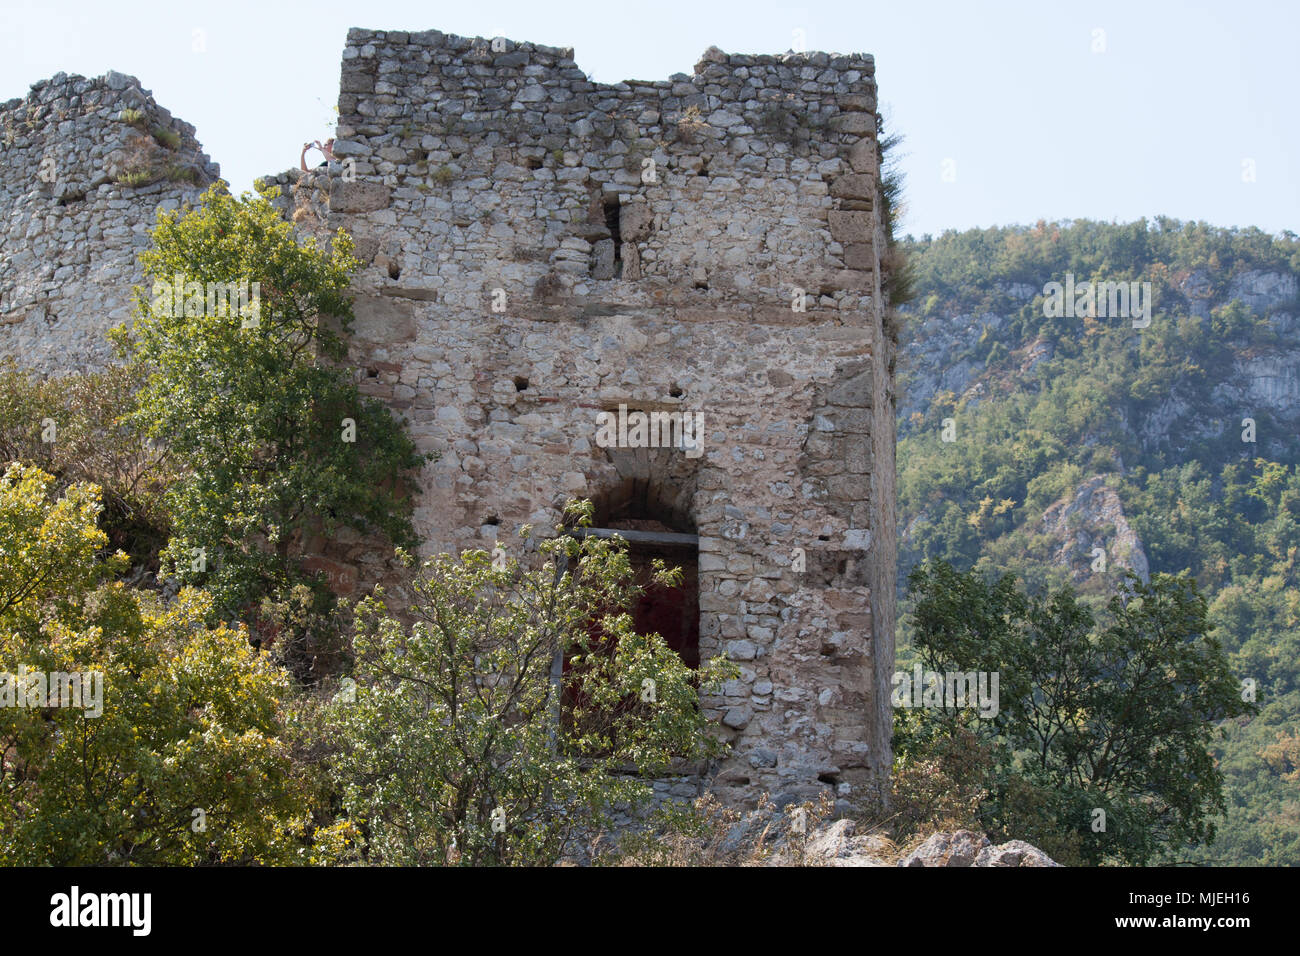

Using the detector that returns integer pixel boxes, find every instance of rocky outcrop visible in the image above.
[1173,268,1294,321]
[1041,475,1149,583]
[1217,352,1300,418]
[797,818,892,866]
[782,822,1060,866]
[897,830,1060,867]
[897,312,1002,421]
[899,267,1300,445]
[1226,269,1298,314]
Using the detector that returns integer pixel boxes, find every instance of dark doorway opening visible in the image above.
[559,480,701,752]
[582,472,699,671]
[572,521,700,669]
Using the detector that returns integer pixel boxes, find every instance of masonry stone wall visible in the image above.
[0,26,897,810]
[261,27,897,807]
[0,71,218,373]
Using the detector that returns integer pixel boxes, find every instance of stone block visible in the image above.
[590,238,616,279]
[827,363,873,407]
[301,555,357,595]
[848,137,875,173]
[844,244,875,272]
[329,180,391,213]
[829,113,873,134]
[828,211,872,244]
[350,294,415,343]
[830,173,875,201]
[619,201,655,241]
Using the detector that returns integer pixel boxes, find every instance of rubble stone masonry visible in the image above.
[0,71,218,372]
[0,27,896,809]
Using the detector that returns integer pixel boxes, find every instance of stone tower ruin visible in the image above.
[0,71,218,373]
[0,27,897,809]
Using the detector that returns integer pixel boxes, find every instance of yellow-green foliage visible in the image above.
[0,361,175,564]
[322,500,736,866]
[0,465,308,864]
[150,125,181,150]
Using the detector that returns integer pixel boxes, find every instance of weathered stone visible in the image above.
[848,137,874,173]
[622,242,642,280]
[351,294,416,343]
[838,93,875,112]
[830,173,875,201]
[329,180,392,212]
[898,830,987,867]
[0,31,897,814]
[973,841,1061,867]
[301,555,358,595]
[828,210,872,244]
[826,364,873,407]
[897,831,1061,867]
[722,704,752,729]
[590,238,615,279]
[829,113,873,134]
[619,201,655,241]
[799,819,890,866]
[0,71,217,373]
[844,243,875,272]
[514,83,546,104]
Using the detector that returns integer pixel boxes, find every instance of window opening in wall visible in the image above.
[602,195,623,276]
[560,495,700,755]
[565,524,700,671]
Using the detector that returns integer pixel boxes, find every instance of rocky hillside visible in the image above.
[894,219,1300,865]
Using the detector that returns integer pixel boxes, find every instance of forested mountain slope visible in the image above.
[895,219,1300,864]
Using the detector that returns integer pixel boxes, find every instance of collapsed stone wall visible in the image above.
[0,71,218,373]
[261,27,896,806]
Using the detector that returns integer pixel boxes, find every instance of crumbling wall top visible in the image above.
[0,71,218,373]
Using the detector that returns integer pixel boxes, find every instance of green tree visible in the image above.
[0,360,174,566]
[0,465,308,864]
[895,220,1300,864]
[112,183,424,641]
[321,501,735,866]
[903,560,1254,864]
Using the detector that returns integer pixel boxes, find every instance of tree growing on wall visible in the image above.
[112,184,424,668]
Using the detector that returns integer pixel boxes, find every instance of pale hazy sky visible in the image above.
[2,0,1295,239]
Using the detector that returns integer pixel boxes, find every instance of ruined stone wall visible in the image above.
[0,72,218,373]
[262,27,896,806]
[0,27,897,809]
